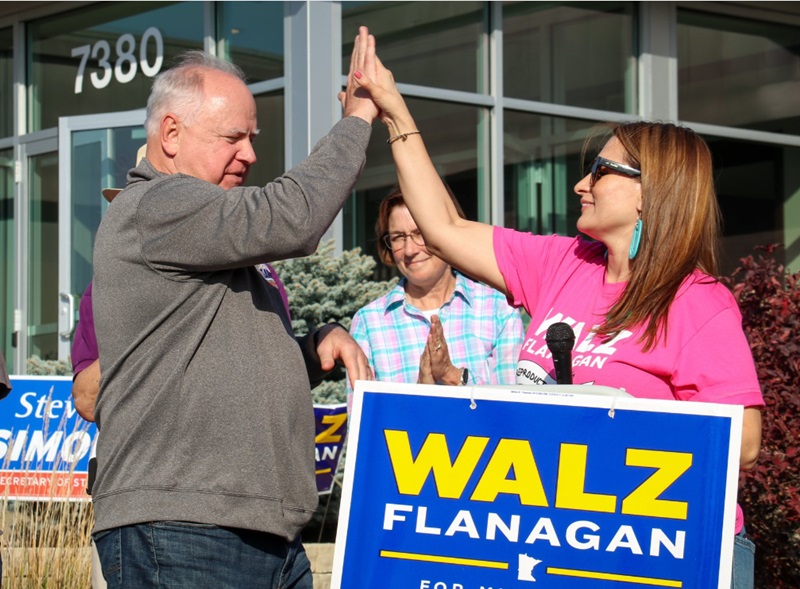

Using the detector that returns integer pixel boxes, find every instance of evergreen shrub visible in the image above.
[25,356,72,376]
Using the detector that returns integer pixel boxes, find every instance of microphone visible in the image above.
[545,322,575,385]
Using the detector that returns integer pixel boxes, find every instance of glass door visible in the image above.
[19,133,58,370]
[57,109,145,362]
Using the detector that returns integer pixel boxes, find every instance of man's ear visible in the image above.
[161,114,180,157]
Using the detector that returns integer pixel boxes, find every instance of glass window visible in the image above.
[28,2,205,131]
[678,9,800,134]
[342,1,486,93]
[503,1,636,112]
[0,148,13,365]
[504,111,594,236]
[0,27,12,138]
[705,137,800,274]
[217,2,284,84]
[247,92,285,188]
[344,97,484,279]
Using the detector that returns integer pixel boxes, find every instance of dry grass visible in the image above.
[2,499,94,588]
[2,408,95,588]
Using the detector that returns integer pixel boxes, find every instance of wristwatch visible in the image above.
[458,367,469,386]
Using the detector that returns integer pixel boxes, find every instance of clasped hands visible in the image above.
[418,315,463,386]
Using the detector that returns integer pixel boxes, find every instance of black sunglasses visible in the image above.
[589,156,641,186]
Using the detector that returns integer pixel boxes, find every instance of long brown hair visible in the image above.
[593,122,721,351]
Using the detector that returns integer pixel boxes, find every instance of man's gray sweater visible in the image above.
[92,116,371,540]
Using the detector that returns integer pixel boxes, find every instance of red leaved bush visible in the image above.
[725,244,800,588]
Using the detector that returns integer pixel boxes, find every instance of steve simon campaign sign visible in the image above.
[333,382,742,589]
[1,377,347,499]
[0,376,92,500]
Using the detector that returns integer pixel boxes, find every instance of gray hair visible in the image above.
[144,51,247,137]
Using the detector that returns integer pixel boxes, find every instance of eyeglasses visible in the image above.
[589,156,641,186]
[382,231,425,251]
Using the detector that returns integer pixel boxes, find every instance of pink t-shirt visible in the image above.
[494,229,764,532]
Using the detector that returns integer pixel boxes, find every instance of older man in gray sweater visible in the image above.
[92,32,377,589]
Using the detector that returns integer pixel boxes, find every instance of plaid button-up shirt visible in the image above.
[348,272,524,393]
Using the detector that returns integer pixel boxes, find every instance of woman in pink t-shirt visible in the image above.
[348,27,763,589]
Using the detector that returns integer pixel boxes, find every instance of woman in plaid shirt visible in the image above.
[348,186,523,401]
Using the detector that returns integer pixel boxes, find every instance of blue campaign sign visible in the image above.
[1,376,97,500]
[333,382,742,589]
[314,403,348,494]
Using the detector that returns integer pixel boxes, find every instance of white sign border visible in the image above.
[334,380,742,589]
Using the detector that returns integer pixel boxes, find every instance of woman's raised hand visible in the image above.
[348,26,415,137]
[340,26,381,124]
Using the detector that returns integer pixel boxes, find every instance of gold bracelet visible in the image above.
[386,130,421,145]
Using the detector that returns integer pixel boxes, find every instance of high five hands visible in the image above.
[340,26,414,135]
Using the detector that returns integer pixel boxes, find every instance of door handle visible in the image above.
[59,292,75,337]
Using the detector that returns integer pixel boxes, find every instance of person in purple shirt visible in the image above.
[72,281,100,421]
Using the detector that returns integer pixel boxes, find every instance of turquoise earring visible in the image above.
[629,218,642,260]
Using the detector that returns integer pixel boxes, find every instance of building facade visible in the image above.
[1,0,799,373]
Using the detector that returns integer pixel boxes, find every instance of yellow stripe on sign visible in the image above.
[380,550,508,570]
[315,468,331,475]
[547,567,682,587]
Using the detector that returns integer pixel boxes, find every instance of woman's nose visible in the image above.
[575,173,592,195]
[403,236,421,253]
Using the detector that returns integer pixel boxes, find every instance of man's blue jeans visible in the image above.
[94,522,313,589]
